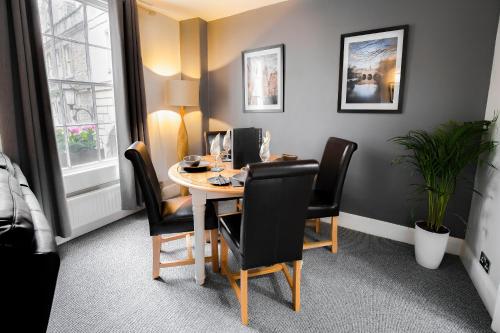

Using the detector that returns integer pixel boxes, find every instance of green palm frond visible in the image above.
[391,118,497,232]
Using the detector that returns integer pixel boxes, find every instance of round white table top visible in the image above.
[168,156,244,195]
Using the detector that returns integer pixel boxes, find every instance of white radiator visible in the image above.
[67,184,122,230]
[63,183,138,242]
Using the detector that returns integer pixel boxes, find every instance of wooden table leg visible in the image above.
[240,269,249,325]
[191,189,207,285]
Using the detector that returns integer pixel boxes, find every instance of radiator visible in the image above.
[66,183,122,231]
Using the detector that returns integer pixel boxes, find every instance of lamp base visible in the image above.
[177,106,189,196]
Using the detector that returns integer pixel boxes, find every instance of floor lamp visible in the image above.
[165,79,199,196]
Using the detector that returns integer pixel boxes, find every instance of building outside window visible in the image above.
[37,0,117,170]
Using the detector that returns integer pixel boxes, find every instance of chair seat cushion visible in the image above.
[149,196,218,235]
[306,190,339,219]
[219,213,243,264]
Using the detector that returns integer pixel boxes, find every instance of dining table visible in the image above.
[168,156,245,285]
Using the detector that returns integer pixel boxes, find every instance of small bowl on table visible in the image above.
[281,153,298,161]
[183,155,202,167]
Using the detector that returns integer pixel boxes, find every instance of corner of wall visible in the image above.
[463,15,500,325]
[179,17,209,155]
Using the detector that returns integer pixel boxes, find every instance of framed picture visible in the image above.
[242,44,284,113]
[338,25,408,113]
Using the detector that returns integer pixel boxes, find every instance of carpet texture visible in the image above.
[48,212,492,332]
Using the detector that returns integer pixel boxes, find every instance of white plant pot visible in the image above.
[414,221,450,269]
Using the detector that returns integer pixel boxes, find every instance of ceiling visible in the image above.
[137,0,289,21]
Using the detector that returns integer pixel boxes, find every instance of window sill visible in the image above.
[63,159,119,196]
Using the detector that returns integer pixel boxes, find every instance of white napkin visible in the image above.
[259,130,271,162]
[222,129,232,152]
[210,133,221,156]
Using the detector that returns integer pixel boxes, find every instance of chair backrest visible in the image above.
[204,130,226,154]
[124,141,162,223]
[240,160,319,269]
[315,137,358,208]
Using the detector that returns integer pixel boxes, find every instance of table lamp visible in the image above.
[165,79,199,162]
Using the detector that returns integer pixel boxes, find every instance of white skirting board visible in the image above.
[325,212,464,255]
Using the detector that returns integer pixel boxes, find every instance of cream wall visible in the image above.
[138,6,181,187]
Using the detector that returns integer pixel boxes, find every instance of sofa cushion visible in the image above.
[21,185,57,254]
[13,163,29,187]
[0,152,15,175]
[0,169,35,250]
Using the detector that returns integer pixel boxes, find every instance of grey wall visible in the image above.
[207,0,500,238]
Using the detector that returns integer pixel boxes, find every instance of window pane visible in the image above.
[51,0,85,42]
[62,83,95,125]
[89,46,113,83]
[95,86,115,124]
[67,125,99,166]
[87,6,110,48]
[43,37,59,79]
[38,0,118,172]
[38,0,52,35]
[54,39,89,81]
[55,127,68,168]
[49,83,64,126]
[98,123,117,160]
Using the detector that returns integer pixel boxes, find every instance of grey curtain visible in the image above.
[4,0,71,237]
[109,0,149,210]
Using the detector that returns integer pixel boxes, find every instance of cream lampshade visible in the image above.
[165,80,199,107]
[165,80,199,196]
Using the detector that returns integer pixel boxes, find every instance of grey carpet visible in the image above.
[48,212,492,332]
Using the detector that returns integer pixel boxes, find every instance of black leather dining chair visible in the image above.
[125,141,220,279]
[218,160,319,325]
[303,137,357,253]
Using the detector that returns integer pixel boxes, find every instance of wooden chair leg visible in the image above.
[152,235,161,279]
[240,269,249,325]
[186,233,193,259]
[221,236,228,273]
[315,218,321,234]
[331,216,338,253]
[292,260,302,312]
[210,229,219,272]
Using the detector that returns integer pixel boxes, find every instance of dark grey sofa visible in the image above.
[0,152,60,332]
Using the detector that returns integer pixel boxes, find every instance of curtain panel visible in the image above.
[4,0,71,237]
[110,0,149,210]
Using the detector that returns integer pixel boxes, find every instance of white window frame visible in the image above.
[40,0,119,194]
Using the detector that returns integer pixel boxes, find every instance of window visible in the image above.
[37,0,117,170]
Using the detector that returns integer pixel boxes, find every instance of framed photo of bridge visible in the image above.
[338,25,408,113]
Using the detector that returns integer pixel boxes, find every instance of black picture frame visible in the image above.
[242,44,285,113]
[337,25,409,113]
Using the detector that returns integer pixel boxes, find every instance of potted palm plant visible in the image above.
[392,119,496,269]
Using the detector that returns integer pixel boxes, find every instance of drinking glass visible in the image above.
[210,134,224,172]
[222,130,231,161]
